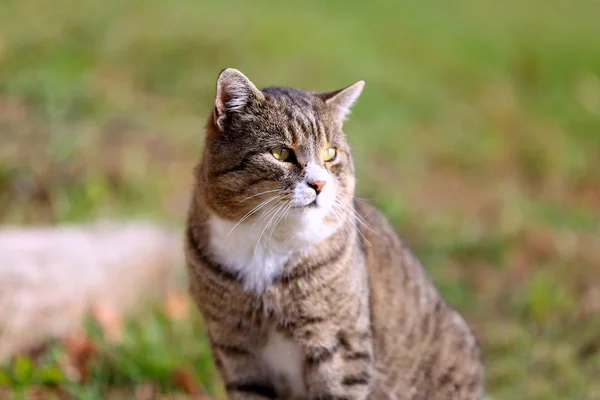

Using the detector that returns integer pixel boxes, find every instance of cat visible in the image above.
[185,68,485,399]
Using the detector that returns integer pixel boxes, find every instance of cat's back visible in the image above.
[354,199,485,399]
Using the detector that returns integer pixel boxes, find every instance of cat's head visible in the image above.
[198,68,363,242]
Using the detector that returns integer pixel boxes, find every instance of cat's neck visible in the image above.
[206,211,341,293]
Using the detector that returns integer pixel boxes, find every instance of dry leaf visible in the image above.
[172,367,203,395]
[60,331,96,382]
[91,303,124,342]
[165,290,191,321]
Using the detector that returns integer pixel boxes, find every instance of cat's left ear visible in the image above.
[317,80,365,124]
[213,68,265,131]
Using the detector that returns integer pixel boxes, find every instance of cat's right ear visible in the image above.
[212,68,265,132]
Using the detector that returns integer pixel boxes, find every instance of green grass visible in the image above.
[1,0,600,398]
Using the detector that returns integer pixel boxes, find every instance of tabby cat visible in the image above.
[185,68,485,399]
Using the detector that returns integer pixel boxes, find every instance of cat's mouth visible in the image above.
[292,199,318,209]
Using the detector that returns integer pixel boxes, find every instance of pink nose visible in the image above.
[308,180,326,194]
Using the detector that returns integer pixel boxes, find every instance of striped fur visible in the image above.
[185,69,485,399]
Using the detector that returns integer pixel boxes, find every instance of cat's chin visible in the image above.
[284,204,342,238]
[273,208,339,247]
[287,202,332,223]
[290,194,336,213]
[290,200,318,211]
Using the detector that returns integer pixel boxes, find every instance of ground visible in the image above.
[0,0,599,399]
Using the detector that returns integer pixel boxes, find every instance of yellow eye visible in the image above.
[323,147,337,162]
[271,146,291,161]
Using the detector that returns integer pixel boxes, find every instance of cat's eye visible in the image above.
[323,147,337,162]
[271,146,291,161]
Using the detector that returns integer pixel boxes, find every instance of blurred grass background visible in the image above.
[1,0,599,398]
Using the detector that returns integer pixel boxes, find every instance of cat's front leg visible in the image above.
[213,348,276,400]
[299,324,374,400]
[214,352,277,400]
[204,323,275,400]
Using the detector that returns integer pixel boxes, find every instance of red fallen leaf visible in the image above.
[165,290,191,321]
[172,367,205,395]
[91,303,124,342]
[60,331,96,382]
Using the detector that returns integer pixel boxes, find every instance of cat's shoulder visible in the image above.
[353,197,401,239]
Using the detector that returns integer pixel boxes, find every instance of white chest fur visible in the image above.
[261,327,307,397]
[208,214,297,292]
[208,211,337,293]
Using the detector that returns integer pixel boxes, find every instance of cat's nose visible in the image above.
[308,180,326,195]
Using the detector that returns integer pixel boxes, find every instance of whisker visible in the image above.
[252,200,288,265]
[335,204,355,244]
[268,200,293,244]
[355,223,373,247]
[225,195,282,239]
[334,199,374,246]
[335,200,378,235]
[330,204,348,243]
[252,198,286,230]
[252,194,291,230]
[239,189,281,203]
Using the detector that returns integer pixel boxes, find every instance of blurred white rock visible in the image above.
[0,221,183,361]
